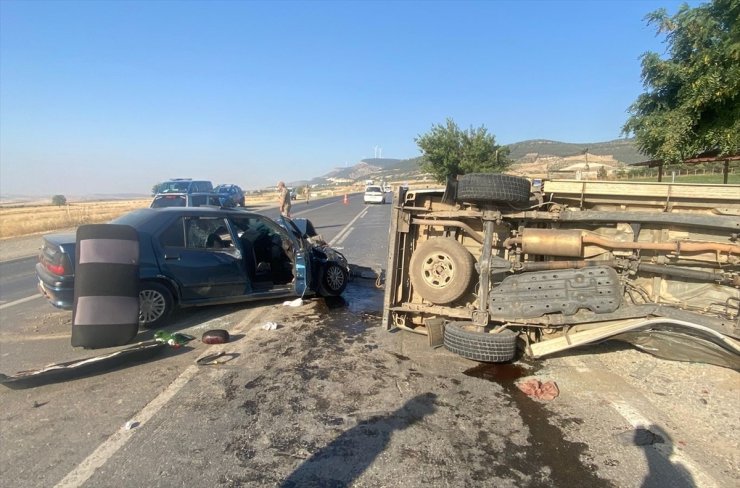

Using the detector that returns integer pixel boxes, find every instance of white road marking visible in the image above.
[291,201,335,217]
[54,306,265,488]
[610,400,718,488]
[0,294,43,310]
[563,357,716,487]
[329,207,368,246]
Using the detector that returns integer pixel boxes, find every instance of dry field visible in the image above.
[0,199,151,239]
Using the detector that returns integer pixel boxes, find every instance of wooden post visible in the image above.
[657,163,664,182]
[724,159,729,184]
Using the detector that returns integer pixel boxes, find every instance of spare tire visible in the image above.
[457,173,531,203]
[443,321,517,362]
[409,238,475,304]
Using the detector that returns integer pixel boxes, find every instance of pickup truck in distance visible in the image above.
[382,174,740,366]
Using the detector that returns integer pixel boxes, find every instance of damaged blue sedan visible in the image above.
[36,207,349,327]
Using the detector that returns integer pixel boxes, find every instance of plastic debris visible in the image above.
[283,298,303,307]
[262,322,278,331]
[153,331,195,348]
[124,420,139,430]
[516,378,560,401]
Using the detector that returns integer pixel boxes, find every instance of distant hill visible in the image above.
[293,138,647,187]
[507,138,646,164]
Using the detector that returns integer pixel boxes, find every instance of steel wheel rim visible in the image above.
[421,253,454,289]
[139,289,166,323]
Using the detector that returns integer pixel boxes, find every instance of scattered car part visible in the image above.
[202,329,230,344]
[0,341,166,389]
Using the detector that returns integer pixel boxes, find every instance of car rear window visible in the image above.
[151,195,187,208]
[366,186,382,193]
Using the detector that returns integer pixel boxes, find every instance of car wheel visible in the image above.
[456,173,531,204]
[443,321,517,362]
[409,237,475,304]
[139,282,174,328]
[319,262,349,296]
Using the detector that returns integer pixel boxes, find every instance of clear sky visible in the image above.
[0,0,696,197]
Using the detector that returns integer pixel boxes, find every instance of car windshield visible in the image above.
[366,186,382,193]
[159,181,190,192]
[215,186,231,193]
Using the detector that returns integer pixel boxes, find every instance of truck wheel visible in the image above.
[443,321,517,362]
[457,173,531,203]
[319,263,348,296]
[409,238,475,304]
[139,282,174,328]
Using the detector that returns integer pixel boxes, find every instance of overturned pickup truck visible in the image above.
[382,174,740,367]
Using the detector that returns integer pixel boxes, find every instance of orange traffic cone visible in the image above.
[343,194,349,205]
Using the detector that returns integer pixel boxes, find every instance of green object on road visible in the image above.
[154,331,195,348]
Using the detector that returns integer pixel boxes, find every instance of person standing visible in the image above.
[277,181,292,218]
[304,185,310,204]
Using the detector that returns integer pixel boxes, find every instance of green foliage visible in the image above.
[415,118,509,182]
[623,0,740,162]
[151,184,160,196]
[51,195,67,206]
[597,166,608,179]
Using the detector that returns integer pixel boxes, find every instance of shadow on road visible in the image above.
[280,392,437,487]
[636,425,695,488]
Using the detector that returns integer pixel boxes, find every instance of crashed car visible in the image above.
[37,207,349,327]
[383,174,740,367]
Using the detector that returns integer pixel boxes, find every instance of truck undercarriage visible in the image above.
[382,175,740,366]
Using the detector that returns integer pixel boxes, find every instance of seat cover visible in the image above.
[71,224,140,348]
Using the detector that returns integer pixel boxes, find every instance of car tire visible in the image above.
[409,237,475,304]
[443,321,517,362]
[456,173,531,204]
[319,262,349,296]
[139,282,174,328]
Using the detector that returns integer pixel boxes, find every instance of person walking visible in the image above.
[277,181,292,218]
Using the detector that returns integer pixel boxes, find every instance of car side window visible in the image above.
[184,217,232,250]
[159,217,186,247]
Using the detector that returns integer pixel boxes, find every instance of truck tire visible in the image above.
[139,282,174,328]
[457,173,531,203]
[409,238,475,304]
[443,321,517,362]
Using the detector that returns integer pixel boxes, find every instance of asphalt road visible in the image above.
[0,194,738,487]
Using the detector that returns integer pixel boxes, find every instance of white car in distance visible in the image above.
[363,185,386,204]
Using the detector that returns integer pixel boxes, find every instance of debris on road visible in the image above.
[262,322,279,331]
[516,378,560,401]
[283,298,303,307]
[154,331,195,348]
[0,340,166,389]
[201,329,230,344]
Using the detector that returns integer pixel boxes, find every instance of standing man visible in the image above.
[304,185,310,204]
[277,181,292,218]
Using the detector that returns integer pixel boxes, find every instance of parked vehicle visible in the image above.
[37,207,349,328]
[383,174,740,365]
[364,185,386,204]
[155,178,213,194]
[214,184,246,207]
[150,192,233,208]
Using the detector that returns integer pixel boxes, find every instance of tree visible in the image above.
[597,165,608,180]
[623,0,740,162]
[151,183,160,196]
[415,118,510,183]
[51,195,67,206]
